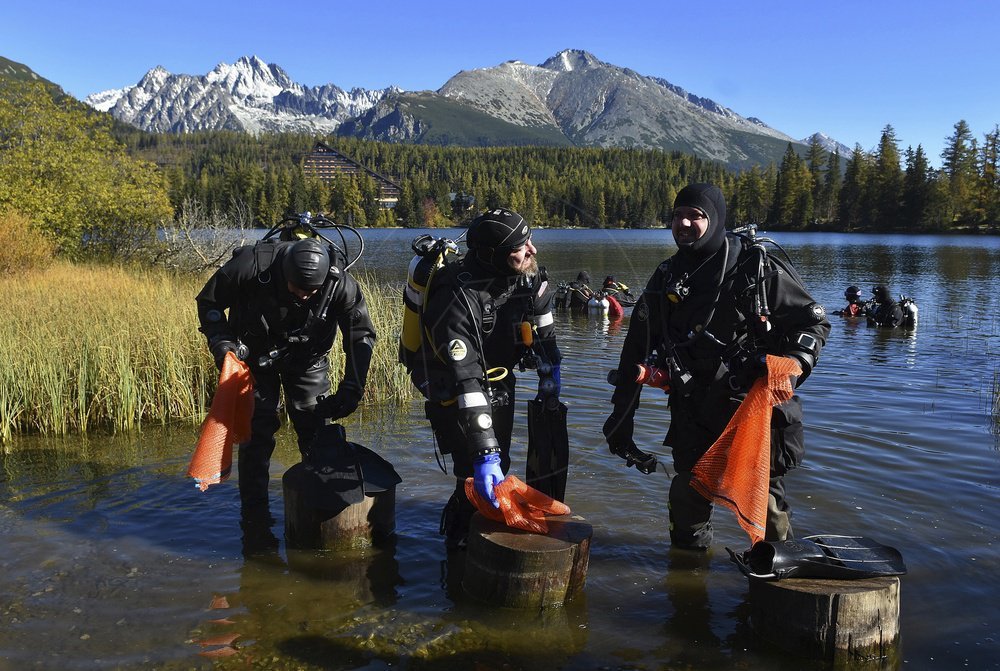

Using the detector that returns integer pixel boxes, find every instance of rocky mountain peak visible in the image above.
[76,49,846,167]
[541,49,603,73]
[205,56,294,98]
[138,65,171,89]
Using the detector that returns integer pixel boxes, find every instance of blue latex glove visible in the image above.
[536,364,561,400]
[472,453,505,508]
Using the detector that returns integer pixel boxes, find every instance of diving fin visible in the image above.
[296,423,401,510]
[727,534,907,580]
[525,398,569,502]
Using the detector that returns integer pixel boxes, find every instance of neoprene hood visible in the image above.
[673,183,728,258]
[466,208,531,274]
[282,238,331,289]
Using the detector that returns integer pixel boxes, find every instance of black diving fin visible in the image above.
[727,534,907,580]
[295,423,402,512]
[525,397,569,502]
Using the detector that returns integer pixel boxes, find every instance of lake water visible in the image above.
[2,229,998,670]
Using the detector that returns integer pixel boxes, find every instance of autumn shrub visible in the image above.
[0,210,55,276]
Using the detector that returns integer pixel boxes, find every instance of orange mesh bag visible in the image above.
[465,474,571,534]
[187,352,254,491]
[690,355,801,544]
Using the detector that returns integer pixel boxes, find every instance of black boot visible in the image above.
[439,489,474,552]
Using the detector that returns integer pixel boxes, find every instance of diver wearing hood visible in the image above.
[867,285,905,327]
[196,237,376,510]
[410,208,562,551]
[604,183,830,550]
[568,271,595,312]
[834,286,867,318]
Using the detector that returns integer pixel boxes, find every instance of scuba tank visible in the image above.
[900,295,918,327]
[399,234,460,370]
[588,295,609,314]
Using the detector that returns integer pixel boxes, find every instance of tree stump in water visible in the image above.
[463,513,592,608]
[282,463,395,550]
[748,576,901,664]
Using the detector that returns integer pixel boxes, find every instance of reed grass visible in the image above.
[0,262,411,441]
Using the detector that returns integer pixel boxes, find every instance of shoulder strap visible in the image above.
[253,239,281,278]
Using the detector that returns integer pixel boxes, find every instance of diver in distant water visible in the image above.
[567,271,595,312]
[834,286,867,318]
[602,275,637,306]
[866,285,905,328]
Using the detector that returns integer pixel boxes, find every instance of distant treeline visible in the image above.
[119,121,1000,233]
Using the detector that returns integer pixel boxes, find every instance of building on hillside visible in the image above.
[302,141,402,208]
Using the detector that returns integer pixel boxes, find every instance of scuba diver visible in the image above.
[833,285,867,318]
[602,275,637,306]
[196,215,377,516]
[867,285,919,328]
[866,285,905,328]
[566,271,595,312]
[403,208,562,552]
[603,183,830,550]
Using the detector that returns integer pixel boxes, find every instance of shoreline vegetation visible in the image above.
[0,262,409,442]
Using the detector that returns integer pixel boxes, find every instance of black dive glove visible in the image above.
[726,352,767,391]
[603,410,657,475]
[315,382,363,420]
[209,339,248,370]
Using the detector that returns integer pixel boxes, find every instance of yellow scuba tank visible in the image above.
[399,235,460,369]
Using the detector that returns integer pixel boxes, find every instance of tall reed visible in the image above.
[0,262,411,441]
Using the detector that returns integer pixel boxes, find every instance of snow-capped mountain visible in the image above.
[81,50,846,168]
[800,132,854,157]
[85,56,396,134]
[426,49,797,166]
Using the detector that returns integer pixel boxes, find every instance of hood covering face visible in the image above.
[672,183,728,260]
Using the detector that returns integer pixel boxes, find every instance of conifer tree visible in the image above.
[977,126,1000,230]
[941,120,978,227]
[901,145,934,230]
[805,137,826,219]
[838,145,871,232]
[871,125,904,228]
[820,151,841,223]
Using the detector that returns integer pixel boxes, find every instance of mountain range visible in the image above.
[9,50,852,169]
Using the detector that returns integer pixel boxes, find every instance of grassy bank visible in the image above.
[0,262,410,441]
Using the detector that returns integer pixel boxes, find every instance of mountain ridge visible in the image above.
[65,50,851,167]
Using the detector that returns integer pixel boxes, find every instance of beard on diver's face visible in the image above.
[507,255,538,276]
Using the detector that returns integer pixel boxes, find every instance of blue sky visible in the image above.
[3,0,996,166]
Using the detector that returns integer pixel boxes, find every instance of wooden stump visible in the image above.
[282,463,395,550]
[748,576,901,664]
[462,513,592,609]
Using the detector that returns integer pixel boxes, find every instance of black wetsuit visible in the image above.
[608,233,830,548]
[867,300,904,327]
[413,257,561,474]
[196,240,376,506]
[409,257,560,542]
[567,281,593,312]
